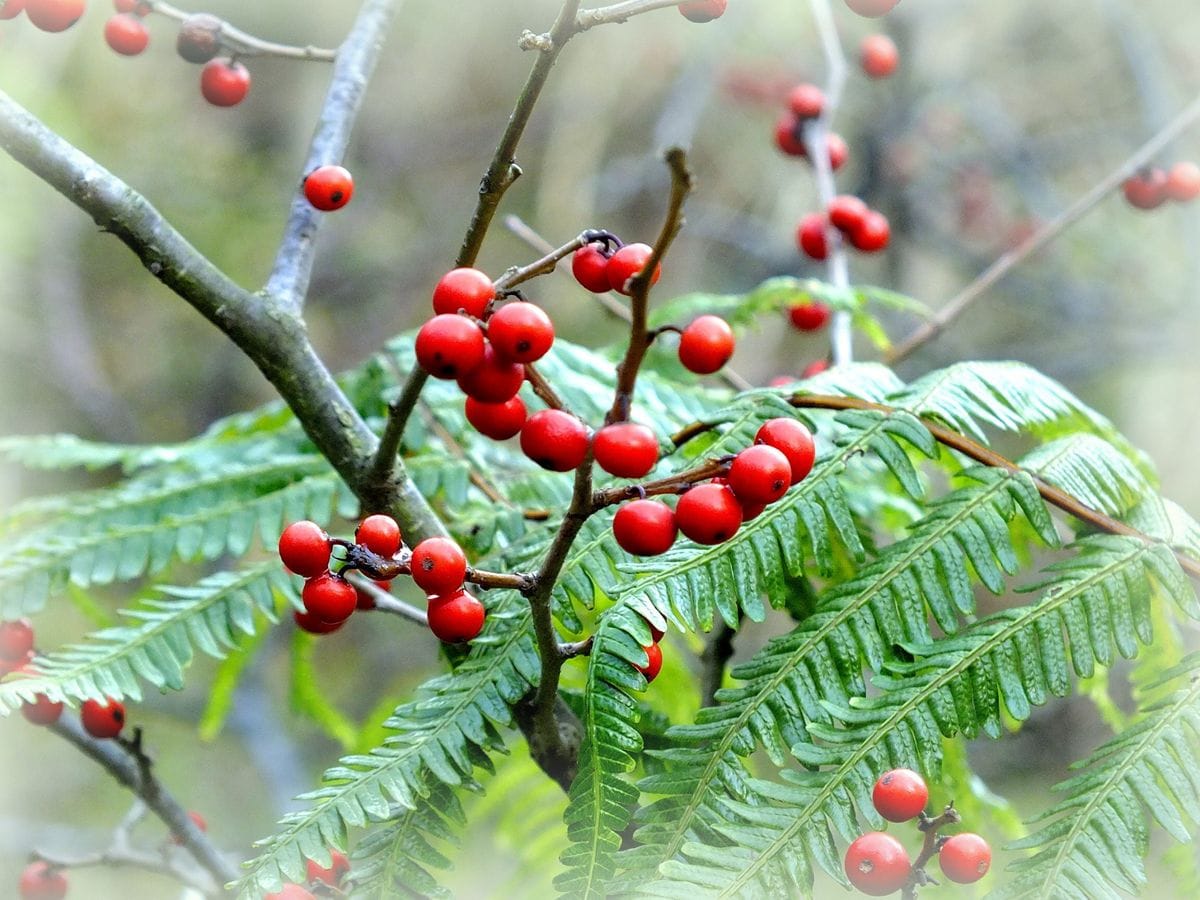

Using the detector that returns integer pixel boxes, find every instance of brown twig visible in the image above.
[591,457,730,510]
[574,0,690,31]
[148,2,338,61]
[901,804,962,900]
[524,363,569,411]
[493,229,618,292]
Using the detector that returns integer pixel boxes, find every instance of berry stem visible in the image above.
[901,804,962,899]
[347,575,430,625]
[524,362,569,412]
[590,457,730,510]
[575,0,698,31]
[146,2,338,60]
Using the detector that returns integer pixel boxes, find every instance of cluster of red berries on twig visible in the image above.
[845,768,991,896]
[774,83,849,170]
[1122,161,1200,210]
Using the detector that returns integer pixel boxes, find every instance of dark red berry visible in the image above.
[1166,161,1200,202]
[104,13,150,55]
[860,33,899,78]
[727,444,792,505]
[355,514,401,557]
[415,314,486,379]
[634,642,663,681]
[303,165,354,212]
[845,0,901,17]
[21,692,64,726]
[176,13,222,63]
[939,833,991,884]
[0,0,26,21]
[294,609,347,635]
[427,589,485,643]
[278,521,331,578]
[828,194,869,232]
[678,0,726,23]
[1123,169,1168,210]
[755,418,817,484]
[678,315,735,375]
[81,697,126,739]
[170,810,208,845]
[465,395,527,440]
[796,213,829,261]
[456,343,525,403]
[612,500,677,557]
[25,0,84,32]
[676,483,742,545]
[200,58,251,107]
[593,423,659,478]
[306,850,351,887]
[572,244,614,293]
[0,618,34,662]
[18,861,68,900]
[788,301,831,332]
[606,243,661,295]
[774,114,807,157]
[409,537,467,596]
[788,83,825,119]
[844,832,911,896]
[432,268,495,318]
[520,409,591,472]
[849,210,890,252]
[487,301,555,363]
[872,768,929,822]
[302,572,357,624]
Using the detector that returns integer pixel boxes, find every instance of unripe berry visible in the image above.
[635,642,663,681]
[293,609,347,635]
[612,500,677,556]
[487,301,555,363]
[456,343,525,403]
[828,194,869,232]
[415,314,486,379]
[849,210,891,252]
[796,213,829,261]
[606,243,661,295]
[788,301,831,332]
[860,33,899,78]
[787,83,825,119]
[104,13,150,55]
[592,422,659,478]
[176,12,222,63]
[872,768,929,822]
[427,589,485,643]
[355,514,402,557]
[21,692,64,726]
[520,409,590,472]
[432,268,495,318]
[303,165,354,211]
[678,315,735,375]
[843,832,911,896]
[306,849,351,886]
[675,483,742,545]
[0,618,34,662]
[755,418,817,484]
[465,395,526,440]
[938,833,991,884]
[572,244,614,293]
[677,0,726,23]
[845,0,901,17]
[200,58,251,107]
[278,521,332,577]
[18,861,68,900]
[81,696,126,739]
[727,444,792,505]
[25,0,85,33]
[302,572,357,624]
[1166,161,1200,202]
[1123,169,1168,210]
[409,537,467,596]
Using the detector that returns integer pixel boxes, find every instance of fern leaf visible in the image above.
[349,783,462,900]
[1020,434,1153,518]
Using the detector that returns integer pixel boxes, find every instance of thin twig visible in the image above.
[900,805,961,899]
[524,363,569,411]
[346,574,429,625]
[886,91,1200,365]
[575,0,690,31]
[591,457,730,509]
[493,229,616,292]
[149,2,338,60]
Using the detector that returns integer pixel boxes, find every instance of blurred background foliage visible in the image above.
[1,0,1198,896]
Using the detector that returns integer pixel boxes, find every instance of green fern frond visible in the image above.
[1020,434,1154,518]
[349,783,462,900]
[0,433,194,472]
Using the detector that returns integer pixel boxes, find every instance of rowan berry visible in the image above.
[796,213,829,261]
[774,114,807,157]
[293,609,347,635]
[426,589,485,643]
[355,514,401,558]
[302,165,354,212]
[456,343,525,403]
[849,210,890,252]
[635,641,663,682]
[465,395,527,440]
[21,692,64,726]
[200,58,251,107]
[845,0,901,17]
[871,768,928,822]
[278,521,331,578]
[641,611,666,643]
[788,301,831,331]
[103,12,150,54]
[0,618,34,662]
[827,133,849,171]
[432,268,495,318]
[1166,161,1200,202]
[301,572,357,624]
[409,537,467,596]
[843,832,911,896]
[306,849,351,886]
[572,243,614,293]
[17,861,67,900]
[593,422,659,478]
[176,13,222,64]
[415,314,486,379]
[520,409,591,472]
[487,301,555,363]
[1123,169,1168,210]
[678,0,726,23]
[828,195,869,232]
[755,418,816,483]
[939,833,991,884]
[678,315,735,375]
[0,0,25,20]
[25,0,84,32]
[606,243,661,295]
[788,83,825,119]
[612,500,677,557]
[81,696,126,739]
[728,444,793,505]
[860,33,899,78]
[675,483,742,545]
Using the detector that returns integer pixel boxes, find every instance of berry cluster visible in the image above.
[798,194,891,261]
[264,849,350,900]
[844,768,992,896]
[1122,161,1200,210]
[1,0,86,33]
[774,83,848,170]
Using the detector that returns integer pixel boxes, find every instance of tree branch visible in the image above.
[147,2,338,61]
[575,0,689,31]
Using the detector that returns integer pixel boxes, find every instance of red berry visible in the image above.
[676,483,742,545]
[306,849,351,886]
[641,611,666,643]
[520,409,591,472]
[487,301,555,363]
[755,418,817,484]
[678,315,735,375]
[844,832,911,896]
[81,696,126,739]
[572,244,614,293]
[796,213,829,261]
[849,210,891,252]
[1123,169,1168,210]
[0,0,26,21]
[612,500,677,557]
[634,642,663,681]
[465,395,527,440]
[677,0,726,23]
[773,114,807,157]
[265,886,315,900]
[200,58,251,107]
[828,194,869,232]
[860,34,899,78]
[787,83,825,119]
[456,343,525,403]
[802,358,830,377]
[302,165,354,212]
[826,132,849,171]
[354,579,390,611]
[415,314,486,379]
[0,618,34,662]
[727,444,793,505]
[176,13,221,64]
[939,833,991,884]
[432,268,495,318]
[18,861,67,900]
[21,693,64,726]
[593,423,659,478]
[170,810,208,845]
[355,514,401,557]
[104,13,149,55]
[302,572,357,624]
[606,243,662,295]
[845,0,901,17]
[25,0,84,32]
[788,301,831,332]
[278,521,331,577]
[409,537,467,596]
[1166,161,1200,202]
[872,768,929,822]
[427,589,485,643]
[293,608,347,635]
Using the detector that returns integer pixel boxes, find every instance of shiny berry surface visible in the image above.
[487,301,555,363]
[872,768,929,822]
[200,58,251,107]
[796,213,829,261]
[104,13,150,55]
[465,395,527,440]
[302,572,357,624]
[606,243,661,295]
[410,537,468,596]
[676,483,742,545]
[774,114,806,157]
[727,444,792,505]
[1166,161,1200,201]
[456,343,525,402]
[572,244,613,293]
[303,165,354,211]
[355,514,401,557]
[860,33,899,78]
[612,500,677,557]
[427,589,485,643]
[788,301,831,332]
[844,831,911,896]
[306,849,351,886]
[849,210,891,252]
[293,609,347,634]
[432,267,495,318]
[788,83,825,119]
[278,521,331,577]
[755,418,817,484]
[415,314,486,379]
[176,13,222,64]
[25,0,85,32]
[520,409,590,472]
[678,315,735,375]
[635,642,663,681]
[828,194,869,232]
[593,422,659,478]
[827,132,849,170]
[81,696,126,739]
[939,833,991,884]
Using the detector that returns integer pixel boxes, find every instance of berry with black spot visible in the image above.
[302,165,354,211]
[676,483,742,545]
[456,343,525,403]
[465,395,527,440]
[755,417,817,484]
[606,243,661,295]
[0,618,34,662]
[572,243,615,293]
[939,833,991,884]
[844,832,911,896]
[355,514,401,558]
[487,301,555,363]
[678,315,735,375]
[18,861,68,900]
[432,268,495,318]
[860,33,899,78]
[727,444,793,505]
[635,641,663,681]
[278,521,331,578]
[415,314,486,379]
[520,409,591,472]
[678,0,726,23]
[788,300,831,332]
[25,0,85,32]
[593,422,659,478]
[872,768,929,822]
[426,589,485,643]
[409,537,467,596]
[612,499,677,557]
[104,13,150,55]
[796,213,829,261]
[306,850,351,887]
[176,12,222,63]
[200,58,251,107]
[81,696,126,739]
[302,572,357,624]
